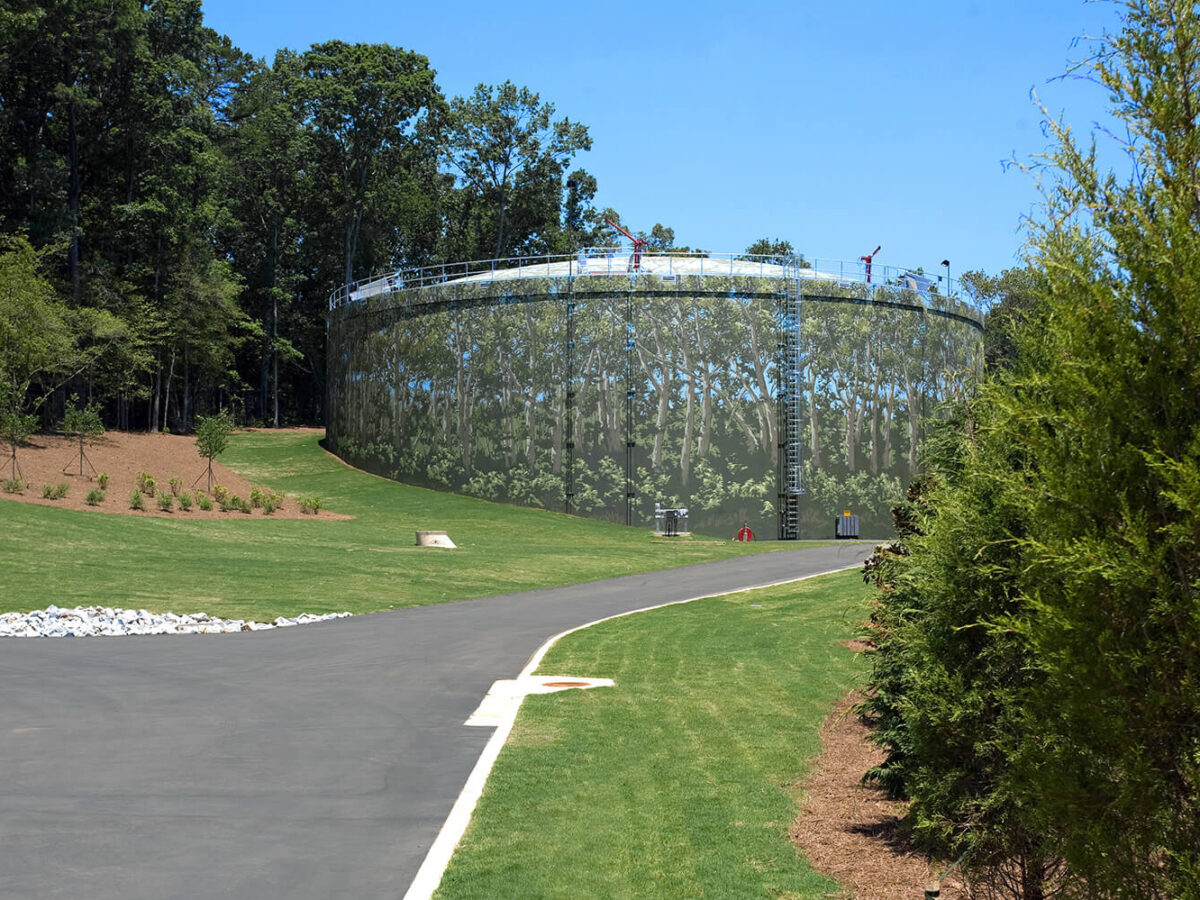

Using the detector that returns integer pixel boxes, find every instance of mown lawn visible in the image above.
[0,430,798,621]
[435,568,869,900]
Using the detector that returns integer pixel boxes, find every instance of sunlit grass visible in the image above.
[435,569,868,899]
[0,430,799,620]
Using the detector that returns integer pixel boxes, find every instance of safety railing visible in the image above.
[330,249,972,317]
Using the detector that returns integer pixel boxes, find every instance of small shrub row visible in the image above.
[85,488,105,506]
[2,477,25,493]
[299,495,323,515]
[250,486,285,514]
[41,482,68,500]
[136,472,156,497]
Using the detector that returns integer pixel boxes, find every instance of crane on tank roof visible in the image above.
[605,217,649,271]
[860,245,881,284]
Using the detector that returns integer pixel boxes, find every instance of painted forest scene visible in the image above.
[327,270,983,537]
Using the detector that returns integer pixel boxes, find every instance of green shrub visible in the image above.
[230,494,251,514]
[271,490,285,509]
[85,488,105,506]
[249,486,264,508]
[129,489,145,511]
[2,477,25,493]
[178,491,193,511]
[97,472,109,490]
[136,472,156,496]
[168,477,182,497]
[42,483,68,500]
[41,484,53,499]
[212,484,229,504]
[157,492,173,512]
[197,494,213,511]
[299,495,323,515]
[261,496,277,515]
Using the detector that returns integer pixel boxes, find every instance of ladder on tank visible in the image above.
[777,258,805,540]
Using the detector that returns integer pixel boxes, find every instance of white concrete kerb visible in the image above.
[401,561,863,900]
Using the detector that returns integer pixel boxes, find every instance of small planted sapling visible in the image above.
[60,399,103,477]
[194,411,233,492]
[129,489,145,510]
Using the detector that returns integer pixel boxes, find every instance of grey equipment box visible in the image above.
[835,514,860,539]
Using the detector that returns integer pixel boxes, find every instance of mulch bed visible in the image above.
[1,429,348,520]
[790,690,969,899]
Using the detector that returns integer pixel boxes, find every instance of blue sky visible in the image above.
[200,0,1125,279]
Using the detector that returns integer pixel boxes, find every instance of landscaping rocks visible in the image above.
[0,605,351,637]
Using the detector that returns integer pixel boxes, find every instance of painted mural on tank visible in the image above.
[326,263,983,538]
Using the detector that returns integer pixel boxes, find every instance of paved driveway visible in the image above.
[0,543,868,899]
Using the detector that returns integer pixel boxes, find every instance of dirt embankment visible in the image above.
[0,429,347,520]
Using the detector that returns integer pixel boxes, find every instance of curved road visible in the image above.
[0,543,868,899]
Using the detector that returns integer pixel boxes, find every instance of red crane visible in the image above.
[606,218,649,271]
[860,245,881,283]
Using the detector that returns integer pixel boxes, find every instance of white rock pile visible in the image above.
[0,605,352,637]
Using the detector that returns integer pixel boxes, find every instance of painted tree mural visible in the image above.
[327,272,982,537]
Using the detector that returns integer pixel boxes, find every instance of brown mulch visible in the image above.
[790,690,969,899]
[0,428,349,520]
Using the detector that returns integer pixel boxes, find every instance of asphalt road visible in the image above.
[0,543,869,900]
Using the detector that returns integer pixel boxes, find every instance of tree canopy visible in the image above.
[863,3,1200,897]
[0,6,596,431]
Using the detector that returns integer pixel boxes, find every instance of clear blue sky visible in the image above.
[200,0,1125,278]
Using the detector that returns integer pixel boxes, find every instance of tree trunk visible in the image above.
[66,96,81,304]
[680,354,695,487]
[807,369,822,469]
[272,293,280,428]
[150,352,161,433]
[182,343,191,432]
[162,345,177,432]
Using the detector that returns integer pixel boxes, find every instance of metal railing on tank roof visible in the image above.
[329,249,971,316]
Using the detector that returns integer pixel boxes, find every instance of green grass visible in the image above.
[435,569,869,900]
[0,430,809,621]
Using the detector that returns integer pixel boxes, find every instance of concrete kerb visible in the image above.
[401,561,865,900]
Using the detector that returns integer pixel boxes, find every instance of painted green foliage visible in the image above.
[327,278,981,537]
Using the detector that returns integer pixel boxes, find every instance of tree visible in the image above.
[295,41,444,288]
[742,237,808,267]
[61,397,103,476]
[0,234,123,435]
[444,81,590,259]
[1007,3,1200,894]
[861,407,1058,899]
[193,409,233,490]
[864,3,1200,897]
[960,268,1044,370]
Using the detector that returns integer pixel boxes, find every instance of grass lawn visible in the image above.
[434,568,869,900]
[0,430,804,621]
